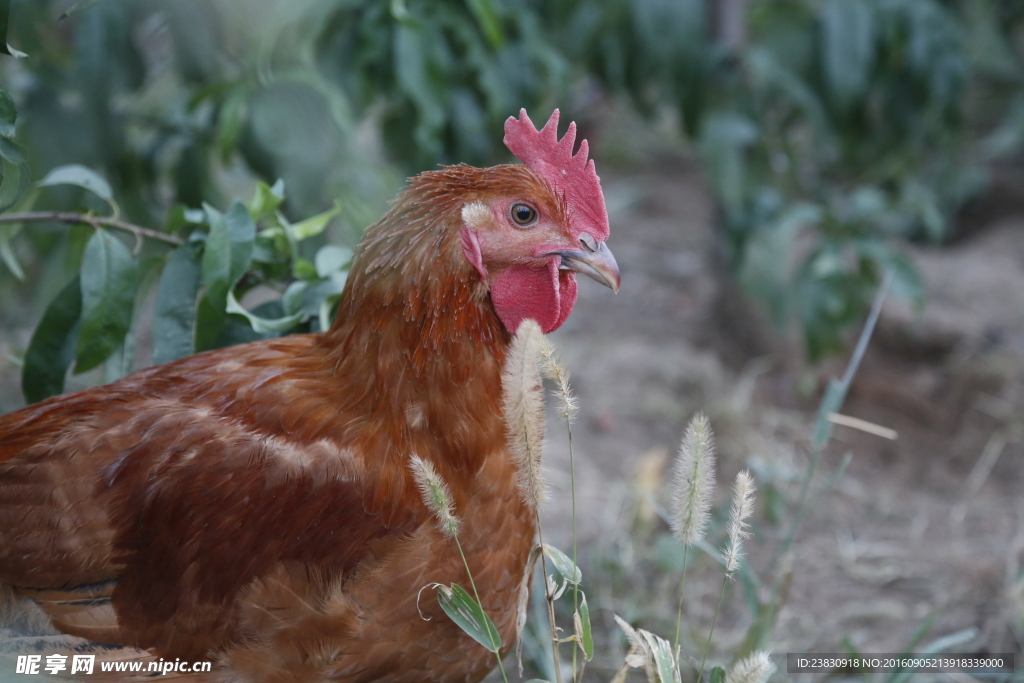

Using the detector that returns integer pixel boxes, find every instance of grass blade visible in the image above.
[543,544,582,585]
[435,583,502,653]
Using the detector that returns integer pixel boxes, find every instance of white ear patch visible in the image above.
[461,201,492,230]
[460,202,491,281]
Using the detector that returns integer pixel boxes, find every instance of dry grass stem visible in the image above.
[826,412,898,440]
[670,413,716,546]
[514,546,542,675]
[540,334,583,680]
[504,321,562,682]
[408,455,459,538]
[723,470,756,575]
[502,319,547,512]
[725,651,776,683]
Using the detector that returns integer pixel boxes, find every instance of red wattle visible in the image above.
[490,259,578,334]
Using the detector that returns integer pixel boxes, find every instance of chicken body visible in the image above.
[0,111,617,681]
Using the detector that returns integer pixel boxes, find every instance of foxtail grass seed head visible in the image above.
[670,413,716,546]
[723,469,756,575]
[538,338,579,423]
[725,651,775,683]
[502,319,547,511]
[409,455,459,538]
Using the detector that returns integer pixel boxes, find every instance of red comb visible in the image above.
[503,109,609,242]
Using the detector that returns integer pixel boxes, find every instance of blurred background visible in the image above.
[0,0,1022,680]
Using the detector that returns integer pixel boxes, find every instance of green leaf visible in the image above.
[900,180,946,242]
[193,293,228,353]
[820,0,876,107]
[22,277,82,404]
[314,244,352,278]
[201,201,255,310]
[104,318,136,384]
[856,242,923,305]
[710,666,726,683]
[184,208,207,225]
[75,230,139,373]
[0,137,30,212]
[293,257,317,280]
[640,629,678,683]
[394,22,446,156]
[745,48,829,134]
[739,201,822,325]
[282,275,346,319]
[105,254,161,382]
[979,92,1024,161]
[38,164,115,208]
[247,179,285,222]
[435,584,501,653]
[226,290,303,334]
[218,300,286,347]
[543,544,582,585]
[390,0,412,23]
[698,112,758,214]
[3,43,26,59]
[216,86,249,163]
[251,225,293,269]
[153,241,203,364]
[0,185,36,279]
[289,201,341,241]
[0,222,22,279]
[319,292,341,331]
[0,0,26,58]
[0,89,15,137]
[466,0,504,48]
[576,593,594,661]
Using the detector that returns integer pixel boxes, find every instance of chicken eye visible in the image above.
[510,203,538,227]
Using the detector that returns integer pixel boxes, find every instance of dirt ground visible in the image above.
[535,158,1024,679]
[1,156,1022,681]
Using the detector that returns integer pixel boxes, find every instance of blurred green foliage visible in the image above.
[567,0,1024,357]
[0,0,570,403]
[1,0,1024,404]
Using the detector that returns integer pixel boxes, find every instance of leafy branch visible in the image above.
[7,176,348,405]
[0,86,351,405]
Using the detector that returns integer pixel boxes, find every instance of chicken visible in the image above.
[0,109,619,682]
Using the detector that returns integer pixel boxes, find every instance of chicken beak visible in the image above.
[550,240,621,293]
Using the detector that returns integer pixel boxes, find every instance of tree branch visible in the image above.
[0,211,184,248]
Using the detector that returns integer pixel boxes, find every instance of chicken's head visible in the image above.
[459,109,619,335]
